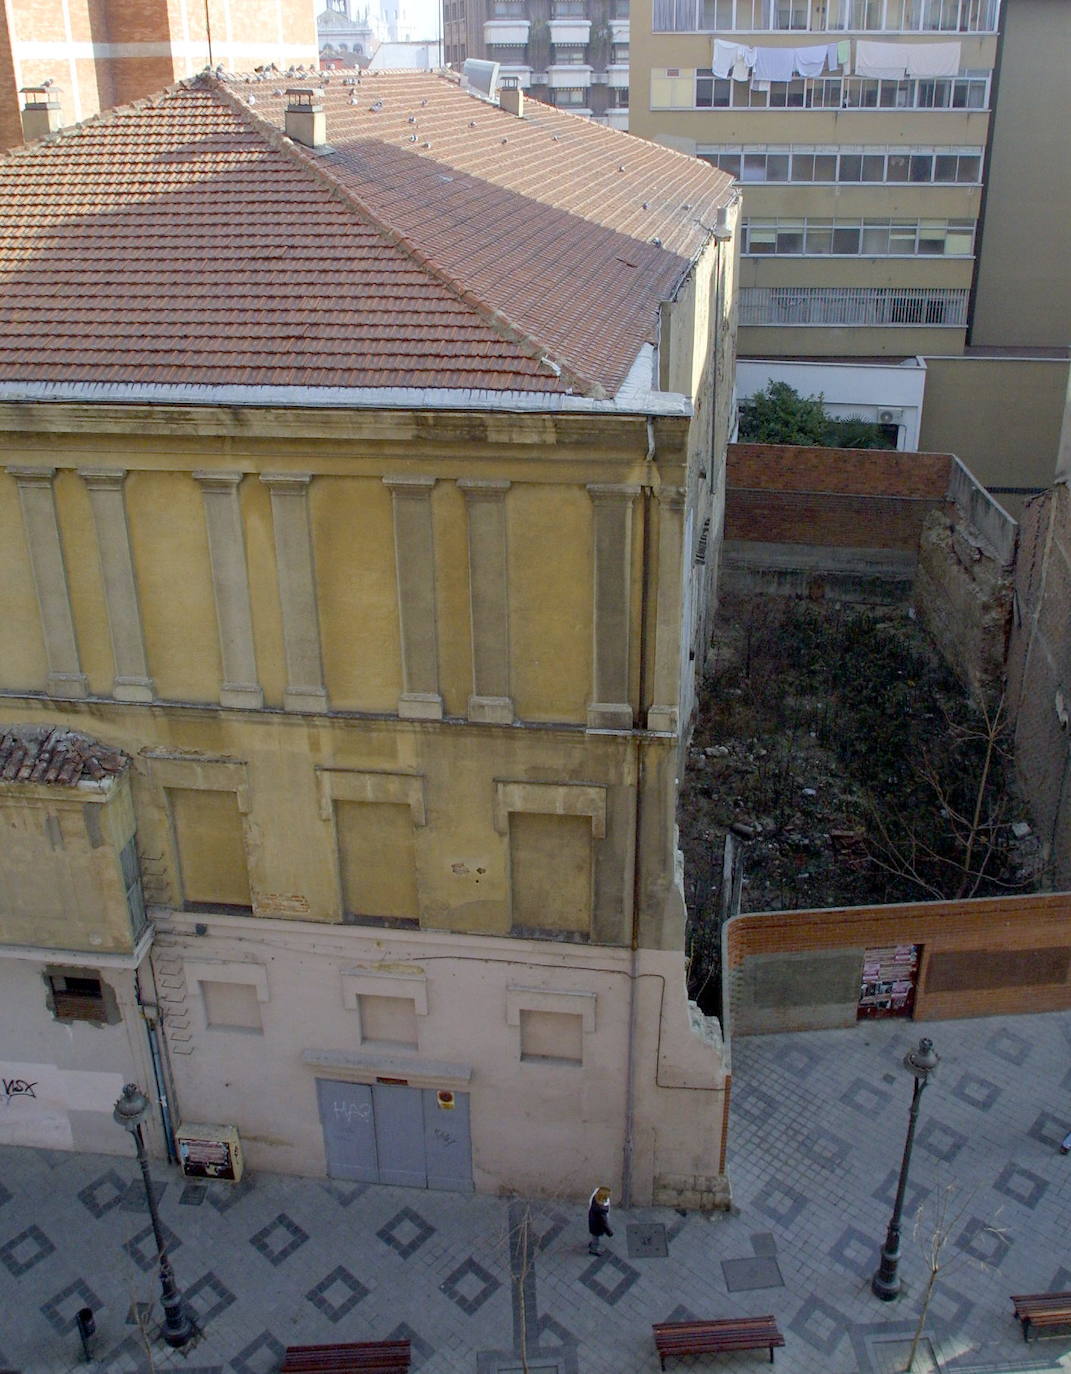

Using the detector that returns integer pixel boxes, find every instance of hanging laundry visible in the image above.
[854,39,907,79]
[753,45,797,83]
[902,41,961,76]
[793,43,829,77]
[837,39,851,67]
[826,42,841,71]
[712,38,738,78]
[733,45,756,80]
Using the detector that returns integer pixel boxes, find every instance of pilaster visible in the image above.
[192,471,263,710]
[384,475,443,721]
[458,479,513,724]
[78,468,154,702]
[7,466,88,699]
[587,483,638,730]
[261,473,328,713]
[647,486,686,733]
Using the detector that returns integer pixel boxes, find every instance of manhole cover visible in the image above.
[627,1223,668,1258]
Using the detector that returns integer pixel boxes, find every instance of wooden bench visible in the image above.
[1011,1292,1071,1342]
[280,1340,411,1372]
[653,1316,785,1368]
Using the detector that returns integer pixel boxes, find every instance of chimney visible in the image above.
[285,88,326,149]
[499,76,523,118]
[21,86,63,142]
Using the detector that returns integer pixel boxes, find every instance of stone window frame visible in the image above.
[147,753,252,913]
[340,969,429,1049]
[317,768,427,924]
[506,985,597,1066]
[186,959,270,1034]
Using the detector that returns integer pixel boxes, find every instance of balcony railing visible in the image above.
[654,0,998,33]
[740,285,969,326]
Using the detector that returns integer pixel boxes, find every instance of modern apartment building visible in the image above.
[0,0,319,149]
[630,0,1071,494]
[0,71,739,1206]
[444,0,631,127]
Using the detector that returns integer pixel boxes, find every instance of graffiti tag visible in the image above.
[332,1100,371,1124]
[2,1078,38,1099]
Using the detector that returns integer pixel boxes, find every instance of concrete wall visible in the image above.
[725,892,1071,1036]
[919,356,1070,503]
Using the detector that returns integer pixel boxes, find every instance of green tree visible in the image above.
[738,381,895,449]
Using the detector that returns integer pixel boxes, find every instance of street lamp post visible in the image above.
[113,1083,196,1348]
[872,1037,939,1301]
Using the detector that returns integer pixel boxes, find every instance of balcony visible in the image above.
[548,18,592,43]
[610,19,629,41]
[547,64,593,87]
[498,63,534,87]
[604,107,630,129]
[607,62,630,87]
[483,19,530,44]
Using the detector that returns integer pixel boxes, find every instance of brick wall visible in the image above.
[1007,484,1071,886]
[725,891,1071,1036]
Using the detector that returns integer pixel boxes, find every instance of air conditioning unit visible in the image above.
[176,1122,243,1182]
[878,408,904,425]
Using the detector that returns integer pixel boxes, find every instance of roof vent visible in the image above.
[285,87,326,149]
[20,85,62,142]
[462,58,500,99]
[713,203,733,241]
[499,75,523,118]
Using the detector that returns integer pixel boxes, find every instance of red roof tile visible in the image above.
[0,73,734,398]
[0,726,129,786]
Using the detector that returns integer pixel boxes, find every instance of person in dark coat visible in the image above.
[587,1185,613,1255]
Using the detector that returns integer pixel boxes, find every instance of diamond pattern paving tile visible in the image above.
[841,1077,893,1117]
[950,1071,1001,1111]
[923,1279,974,1331]
[915,1117,968,1163]
[180,1183,207,1206]
[230,1329,285,1374]
[120,1177,167,1211]
[828,1225,875,1278]
[185,1269,237,1327]
[662,1304,699,1324]
[78,1169,128,1219]
[778,1042,820,1079]
[249,1212,309,1267]
[789,1295,850,1356]
[956,1215,1012,1267]
[440,1256,502,1315]
[386,1321,434,1369]
[577,1252,640,1306]
[0,1179,13,1209]
[731,1085,781,1128]
[319,1180,368,1207]
[751,1232,778,1257]
[534,1207,570,1253]
[626,1223,667,1258]
[40,1277,102,1334]
[536,1314,578,1347]
[795,1126,850,1171]
[873,1168,930,1215]
[993,1162,1049,1210]
[1028,1111,1071,1149]
[207,1176,254,1214]
[1049,1265,1071,1289]
[305,1264,369,1322]
[752,1179,808,1228]
[377,1205,435,1259]
[125,1300,153,1326]
[0,1222,56,1276]
[985,1026,1031,1065]
[122,1219,182,1272]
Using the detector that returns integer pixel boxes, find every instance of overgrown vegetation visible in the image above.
[680,597,1038,1010]
[738,380,896,449]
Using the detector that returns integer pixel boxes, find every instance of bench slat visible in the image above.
[1011,1293,1071,1344]
[653,1317,784,1369]
[281,1339,410,1372]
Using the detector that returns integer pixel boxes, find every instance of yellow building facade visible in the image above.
[0,72,739,1204]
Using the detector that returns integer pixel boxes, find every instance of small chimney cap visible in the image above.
[500,75,519,89]
[21,84,61,108]
[286,86,324,109]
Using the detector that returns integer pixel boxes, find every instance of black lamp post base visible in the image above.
[871,1266,902,1301]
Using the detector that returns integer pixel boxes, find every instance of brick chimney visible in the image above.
[499,76,523,118]
[285,88,326,149]
[21,86,63,142]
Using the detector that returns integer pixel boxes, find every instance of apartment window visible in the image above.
[552,43,589,61]
[653,0,997,28]
[168,787,252,913]
[611,42,629,61]
[552,87,588,105]
[740,284,968,326]
[611,86,630,106]
[742,215,974,255]
[664,72,988,110]
[520,1010,583,1064]
[358,994,419,1048]
[696,69,731,107]
[202,980,262,1032]
[552,0,588,12]
[46,971,119,1024]
[493,0,525,12]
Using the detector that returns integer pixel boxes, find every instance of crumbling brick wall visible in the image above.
[1006,483,1071,886]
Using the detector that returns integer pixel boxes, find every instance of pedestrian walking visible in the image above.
[1060,1129,1071,1155]
[587,1185,613,1255]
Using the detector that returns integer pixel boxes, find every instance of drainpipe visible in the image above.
[137,968,177,1163]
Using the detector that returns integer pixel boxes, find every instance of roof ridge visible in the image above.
[201,76,603,398]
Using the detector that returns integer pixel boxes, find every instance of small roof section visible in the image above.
[0,71,734,401]
[0,726,129,787]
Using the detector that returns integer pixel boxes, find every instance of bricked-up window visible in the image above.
[358,994,419,1048]
[45,971,120,1024]
[520,1009,583,1064]
[201,980,262,1032]
[168,787,252,913]
[509,812,592,937]
[120,836,147,935]
[335,801,419,925]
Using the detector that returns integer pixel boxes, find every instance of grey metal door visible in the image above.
[316,1079,378,1182]
[423,1089,473,1192]
[373,1083,427,1187]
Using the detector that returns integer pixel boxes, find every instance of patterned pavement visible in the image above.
[2,1009,1071,1373]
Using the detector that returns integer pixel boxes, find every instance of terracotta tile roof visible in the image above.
[0,726,129,786]
[0,72,734,398]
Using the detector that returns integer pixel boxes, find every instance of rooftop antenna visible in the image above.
[205,0,215,69]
